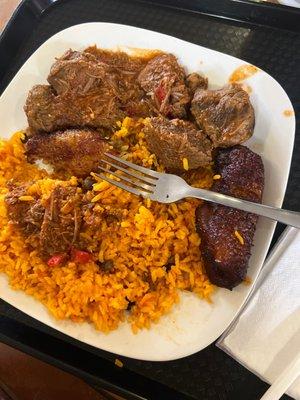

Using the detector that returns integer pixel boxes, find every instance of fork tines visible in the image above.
[97,153,158,197]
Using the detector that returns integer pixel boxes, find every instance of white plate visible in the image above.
[0,23,295,361]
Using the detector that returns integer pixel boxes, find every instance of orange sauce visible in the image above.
[243,276,252,286]
[117,46,163,61]
[283,109,294,117]
[229,64,259,83]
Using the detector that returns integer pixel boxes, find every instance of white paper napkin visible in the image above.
[278,0,300,8]
[217,227,300,399]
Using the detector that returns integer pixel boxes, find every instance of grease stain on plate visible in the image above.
[283,109,294,117]
[117,46,162,60]
[229,64,259,83]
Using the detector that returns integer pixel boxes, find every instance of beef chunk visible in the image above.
[25,48,157,133]
[24,82,124,134]
[84,47,156,118]
[5,185,45,235]
[24,85,58,133]
[138,54,190,118]
[48,48,147,102]
[144,117,212,172]
[191,84,255,147]
[25,128,109,178]
[84,47,146,99]
[186,73,208,95]
[25,49,127,133]
[5,184,83,259]
[40,186,82,258]
[84,47,146,75]
[48,49,114,96]
[195,146,264,289]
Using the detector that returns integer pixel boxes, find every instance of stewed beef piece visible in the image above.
[191,84,255,147]
[144,117,212,172]
[138,54,191,119]
[24,83,124,134]
[185,72,208,95]
[25,48,157,134]
[39,186,82,258]
[5,184,83,259]
[5,184,45,235]
[24,49,128,133]
[47,50,113,95]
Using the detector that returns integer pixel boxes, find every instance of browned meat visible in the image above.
[5,185,45,235]
[84,47,147,74]
[5,184,84,259]
[48,49,115,96]
[195,145,264,289]
[191,84,255,147]
[84,47,146,99]
[24,84,124,133]
[186,73,208,95]
[40,186,82,258]
[212,146,264,202]
[84,47,156,118]
[138,54,190,118]
[24,85,57,133]
[25,48,160,133]
[25,128,109,178]
[144,117,212,172]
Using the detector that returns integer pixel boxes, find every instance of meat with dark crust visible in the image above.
[195,145,264,289]
[25,129,109,178]
[191,84,255,147]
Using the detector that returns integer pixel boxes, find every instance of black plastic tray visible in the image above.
[0,1,299,399]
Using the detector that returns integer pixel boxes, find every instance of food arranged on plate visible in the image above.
[0,46,264,332]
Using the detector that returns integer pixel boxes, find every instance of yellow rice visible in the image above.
[0,118,215,333]
[234,230,244,245]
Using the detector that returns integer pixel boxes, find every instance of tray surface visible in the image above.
[0,0,298,399]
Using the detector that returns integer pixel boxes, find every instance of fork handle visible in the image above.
[187,187,300,228]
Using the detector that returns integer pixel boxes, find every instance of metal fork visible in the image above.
[97,153,300,229]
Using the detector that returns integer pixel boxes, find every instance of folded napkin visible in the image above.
[217,227,300,399]
[279,0,300,8]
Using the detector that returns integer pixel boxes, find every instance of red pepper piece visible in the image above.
[155,84,166,103]
[71,248,92,264]
[47,254,66,267]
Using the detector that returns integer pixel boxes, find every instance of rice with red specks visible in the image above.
[0,118,214,333]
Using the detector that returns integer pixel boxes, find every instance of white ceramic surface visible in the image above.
[0,23,295,361]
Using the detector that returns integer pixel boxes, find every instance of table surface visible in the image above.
[0,0,21,32]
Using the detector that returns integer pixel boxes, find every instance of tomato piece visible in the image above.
[71,248,92,264]
[47,254,65,267]
[155,84,166,103]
